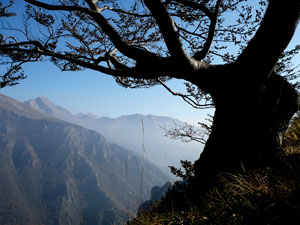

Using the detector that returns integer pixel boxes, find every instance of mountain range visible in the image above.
[0,94,167,225]
[24,96,203,172]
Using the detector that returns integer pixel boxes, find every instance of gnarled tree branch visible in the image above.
[24,0,160,63]
[144,0,190,62]
[157,78,214,109]
[169,0,213,19]
[236,0,300,80]
[193,0,222,60]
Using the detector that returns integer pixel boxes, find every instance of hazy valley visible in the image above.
[25,96,203,172]
[0,94,168,225]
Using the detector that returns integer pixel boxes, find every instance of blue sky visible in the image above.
[1,1,299,124]
[1,61,213,124]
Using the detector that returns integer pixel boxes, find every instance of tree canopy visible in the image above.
[1,0,299,108]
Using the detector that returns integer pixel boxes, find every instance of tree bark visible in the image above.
[192,0,300,185]
[194,71,299,185]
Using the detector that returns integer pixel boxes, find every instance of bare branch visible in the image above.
[0,41,198,81]
[0,61,27,88]
[157,78,214,109]
[236,0,300,80]
[25,0,160,62]
[0,0,15,18]
[144,0,190,62]
[169,0,213,19]
[193,0,222,60]
[162,121,208,144]
[1,41,50,52]
[108,7,151,18]
[84,0,101,12]
[105,49,129,69]
[0,42,128,76]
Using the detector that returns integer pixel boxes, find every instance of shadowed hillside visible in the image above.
[0,94,167,225]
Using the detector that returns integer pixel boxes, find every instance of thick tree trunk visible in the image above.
[194,73,299,183]
[192,0,300,183]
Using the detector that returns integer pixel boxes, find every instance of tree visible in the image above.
[1,0,300,183]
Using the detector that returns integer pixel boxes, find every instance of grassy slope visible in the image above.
[128,113,300,225]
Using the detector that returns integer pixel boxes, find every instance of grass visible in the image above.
[127,114,300,225]
[129,159,300,224]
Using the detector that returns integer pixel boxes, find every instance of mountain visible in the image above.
[0,94,167,225]
[24,97,203,172]
[0,95,50,120]
[87,114,202,171]
[24,96,82,124]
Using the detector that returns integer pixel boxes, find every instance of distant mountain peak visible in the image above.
[0,94,50,119]
[87,113,98,118]
[26,96,49,105]
[36,96,52,103]
[75,112,99,121]
[26,96,50,104]
[37,95,48,100]
[24,96,77,123]
[25,96,56,115]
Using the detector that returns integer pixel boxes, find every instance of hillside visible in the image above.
[0,94,167,225]
[128,113,300,225]
[25,96,203,172]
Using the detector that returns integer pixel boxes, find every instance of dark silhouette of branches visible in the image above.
[1,0,299,110]
[162,115,213,144]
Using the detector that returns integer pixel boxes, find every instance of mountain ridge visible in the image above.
[0,94,51,120]
[24,96,203,171]
[0,94,167,225]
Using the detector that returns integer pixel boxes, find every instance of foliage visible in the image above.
[283,112,300,154]
[169,160,194,180]
[0,0,27,88]
[275,45,300,91]
[0,0,15,17]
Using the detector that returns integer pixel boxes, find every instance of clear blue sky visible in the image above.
[1,1,299,124]
[1,61,213,124]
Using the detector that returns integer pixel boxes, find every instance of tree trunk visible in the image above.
[194,72,299,183]
[192,0,300,183]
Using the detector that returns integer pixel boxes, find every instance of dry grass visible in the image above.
[128,151,300,224]
[128,113,300,225]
